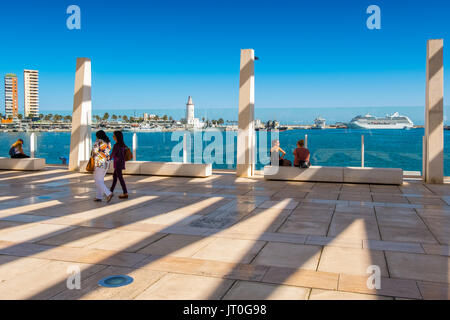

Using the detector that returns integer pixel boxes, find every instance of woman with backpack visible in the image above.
[293,139,311,168]
[9,139,30,158]
[109,131,129,199]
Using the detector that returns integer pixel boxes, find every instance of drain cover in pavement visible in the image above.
[98,275,134,288]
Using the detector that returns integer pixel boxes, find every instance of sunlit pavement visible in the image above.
[0,165,449,300]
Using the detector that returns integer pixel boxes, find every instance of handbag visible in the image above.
[86,157,95,172]
[124,146,133,161]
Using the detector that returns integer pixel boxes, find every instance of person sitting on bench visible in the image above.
[270,139,292,166]
[293,139,310,168]
[9,139,30,159]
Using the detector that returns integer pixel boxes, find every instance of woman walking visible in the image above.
[110,131,128,199]
[92,130,113,203]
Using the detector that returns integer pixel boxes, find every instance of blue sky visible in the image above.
[0,0,449,113]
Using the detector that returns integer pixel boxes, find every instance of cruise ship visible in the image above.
[311,117,326,129]
[348,112,414,129]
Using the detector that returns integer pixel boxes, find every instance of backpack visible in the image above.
[300,161,310,169]
[9,147,16,157]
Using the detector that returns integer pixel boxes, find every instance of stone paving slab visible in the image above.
[223,281,310,300]
[337,274,422,299]
[385,251,450,283]
[421,244,450,256]
[135,273,234,300]
[379,225,438,244]
[137,234,215,257]
[309,288,393,300]
[416,281,450,300]
[192,238,266,264]
[51,266,166,300]
[262,266,339,291]
[135,255,269,282]
[0,259,106,300]
[318,246,389,277]
[252,242,321,270]
[363,240,425,254]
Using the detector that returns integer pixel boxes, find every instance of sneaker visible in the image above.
[93,198,102,202]
[119,194,129,199]
[106,193,114,203]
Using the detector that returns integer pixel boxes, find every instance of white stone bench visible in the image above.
[140,162,212,177]
[343,167,403,185]
[79,160,212,178]
[264,166,344,183]
[264,166,403,185]
[0,157,46,171]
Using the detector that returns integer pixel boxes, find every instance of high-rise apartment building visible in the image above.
[24,69,39,118]
[4,74,19,119]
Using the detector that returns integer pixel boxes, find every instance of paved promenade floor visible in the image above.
[0,166,449,300]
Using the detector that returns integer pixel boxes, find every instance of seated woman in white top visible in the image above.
[270,139,292,166]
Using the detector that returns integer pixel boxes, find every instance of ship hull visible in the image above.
[349,122,414,129]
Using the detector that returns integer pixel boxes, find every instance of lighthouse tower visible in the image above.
[186,96,195,125]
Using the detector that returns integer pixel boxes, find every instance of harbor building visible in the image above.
[24,69,39,118]
[4,73,19,119]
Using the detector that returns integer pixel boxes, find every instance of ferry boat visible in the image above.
[312,117,326,129]
[348,112,414,129]
[123,123,163,132]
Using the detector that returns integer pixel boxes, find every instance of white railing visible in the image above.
[361,134,364,168]
[30,132,36,158]
[132,132,137,161]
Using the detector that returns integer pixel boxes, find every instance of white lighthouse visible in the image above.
[185,96,203,128]
[186,96,195,124]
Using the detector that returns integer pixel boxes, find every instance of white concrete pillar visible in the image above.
[69,58,92,171]
[422,136,426,179]
[30,132,36,158]
[305,135,308,149]
[424,39,444,184]
[133,132,137,161]
[236,49,255,177]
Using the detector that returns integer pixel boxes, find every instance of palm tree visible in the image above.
[112,114,118,121]
[103,113,110,121]
[122,115,129,122]
[18,114,23,120]
[53,114,63,122]
[64,115,72,122]
[163,115,168,121]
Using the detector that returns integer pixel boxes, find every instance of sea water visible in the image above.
[2,128,450,175]
[42,106,450,126]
